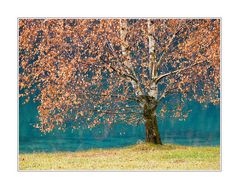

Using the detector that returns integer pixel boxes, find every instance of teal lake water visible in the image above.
[19,100,220,153]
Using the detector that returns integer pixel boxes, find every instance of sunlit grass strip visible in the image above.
[19,143,220,171]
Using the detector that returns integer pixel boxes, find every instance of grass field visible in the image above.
[19,143,220,171]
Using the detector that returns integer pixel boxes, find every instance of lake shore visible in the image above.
[19,143,220,171]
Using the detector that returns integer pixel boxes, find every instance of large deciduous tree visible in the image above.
[19,18,220,144]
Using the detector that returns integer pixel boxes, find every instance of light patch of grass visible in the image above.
[19,143,220,171]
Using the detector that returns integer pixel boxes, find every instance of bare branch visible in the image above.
[155,61,201,84]
[119,19,143,96]
[156,21,187,70]
[105,40,135,76]
[155,30,220,85]
[81,91,139,102]
[108,64,138,83]
[147,19,156,78]
[89,109,142,115]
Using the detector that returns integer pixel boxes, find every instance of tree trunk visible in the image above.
[143,97,162,145]
[144,114,162,145]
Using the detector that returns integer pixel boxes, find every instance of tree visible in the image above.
[19,18,220,145]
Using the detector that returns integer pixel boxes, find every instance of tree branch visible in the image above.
[108,64,138,83]
[155,61,201,84]
[89,109,142,115]
[104,39,140,84]
[117,19,143,96]
[79,91,139,102]
[155,30,220,84]
[156,21,187,70]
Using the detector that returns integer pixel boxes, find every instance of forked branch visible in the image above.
[155,62,201,84]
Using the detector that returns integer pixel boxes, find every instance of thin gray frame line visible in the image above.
[17,17,222,172]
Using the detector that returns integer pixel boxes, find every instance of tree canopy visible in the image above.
[19,19,220,134]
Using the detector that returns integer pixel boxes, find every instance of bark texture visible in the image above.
[143,96,162,145]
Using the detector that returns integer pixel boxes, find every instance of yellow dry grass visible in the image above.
[19,143,220,171]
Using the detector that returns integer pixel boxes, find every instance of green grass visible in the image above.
[19,143,220,171]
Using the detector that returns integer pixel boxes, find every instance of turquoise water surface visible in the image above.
[19,100,220,153]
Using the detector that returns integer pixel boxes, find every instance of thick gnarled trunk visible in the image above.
[143,96,162,145]
[145,114,162,144]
